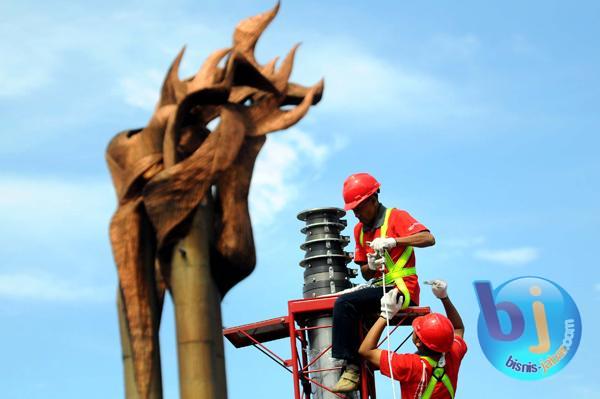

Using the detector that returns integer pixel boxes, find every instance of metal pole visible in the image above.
[288,306,302,399]
[169,199,227,399]
[297,208,357,399]
[117,289,140,399]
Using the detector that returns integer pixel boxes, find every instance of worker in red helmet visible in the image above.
[359,280,467,399]
[332,173,436,392]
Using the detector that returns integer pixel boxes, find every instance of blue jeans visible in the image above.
[331,286,410,363]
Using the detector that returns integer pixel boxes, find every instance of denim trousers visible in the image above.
[331,286,396,363]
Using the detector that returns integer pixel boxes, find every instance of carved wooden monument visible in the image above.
[106,4,323,398]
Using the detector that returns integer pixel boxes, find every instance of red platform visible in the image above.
[224,295,430,399]
[224,316,290,348]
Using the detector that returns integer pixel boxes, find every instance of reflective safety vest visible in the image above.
[419,356,455,399]
[359,208,416,309]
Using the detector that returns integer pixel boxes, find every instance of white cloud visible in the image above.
[0,55,54,98]
[444,236,486,249]
[474,247,539,265]
[0,4,220,100]
[435,237,539,267]
[294,38,485,123]
[0,176,119,304]
[569,384,600,399]
[430,34,481,58]
[250,128,338,225]
[0,175,115,239]
[112,33,484,121]
[0,127,337,237]
[433,235,486,261]
[0,271,112,302]
[119,69,164,110]
[510,34,536,56]
[0,16,60,97]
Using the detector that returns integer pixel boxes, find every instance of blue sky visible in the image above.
[1,0,599,398]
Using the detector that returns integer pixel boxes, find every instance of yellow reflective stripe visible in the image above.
[387,267,416,279]
[390,245,414,268]
[383,245,415,309]
[359,208,414,310]
[441,373,455,398]
[383,249,415,280]
[380,207,393,238]
[419,356,455,399]
[392,274,411,310]
[361,207,416,310]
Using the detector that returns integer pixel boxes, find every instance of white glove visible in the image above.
[424,279,448,299]
[369,237,397,252]
[380,288,404,320]
[367,253,385,271]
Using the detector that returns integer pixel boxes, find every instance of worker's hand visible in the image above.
[380,288,404,320]
[424,279,448,299]
[369,237,397,252]
[367,253,385,271]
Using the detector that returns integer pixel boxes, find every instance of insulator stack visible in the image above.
[298,207,356,298]
[297,207,358,399]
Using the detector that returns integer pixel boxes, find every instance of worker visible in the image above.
[331,173,436,392]
[359,280,467,399]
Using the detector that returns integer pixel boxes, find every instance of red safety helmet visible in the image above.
[412,313,455,353]
[342,173,381,210]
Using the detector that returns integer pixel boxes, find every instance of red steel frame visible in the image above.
[224,296,430,399]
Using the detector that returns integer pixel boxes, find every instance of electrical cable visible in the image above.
[251,343,293,374]
[394,331,414,353]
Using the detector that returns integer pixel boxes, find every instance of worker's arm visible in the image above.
[359,262,376,280]
[394,231,435,248]
[427,280,464,338]
[370,231,435,253]
[359,288,404,368]
[441,296,464,338]
[358,316,387,368]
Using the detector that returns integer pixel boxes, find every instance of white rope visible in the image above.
[415,359,427,399]
[379,250,399,399]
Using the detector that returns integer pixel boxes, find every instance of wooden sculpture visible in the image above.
[106,4,323,398]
